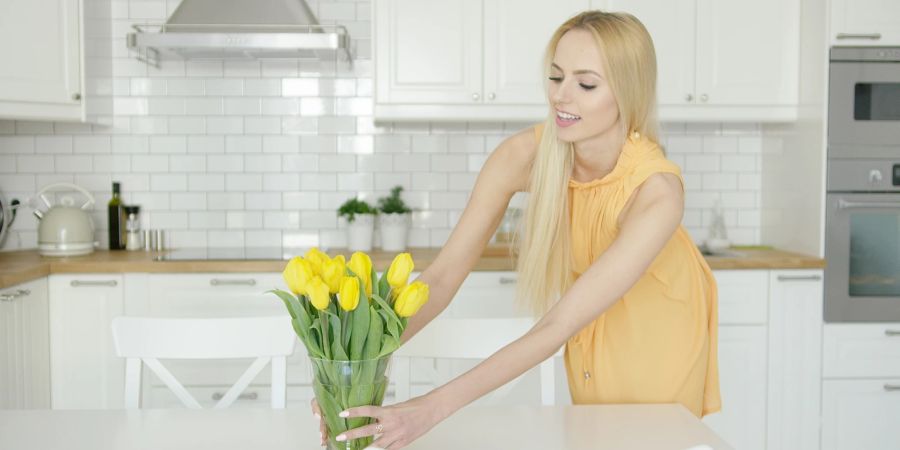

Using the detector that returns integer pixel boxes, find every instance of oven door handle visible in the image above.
[838,199,900,210]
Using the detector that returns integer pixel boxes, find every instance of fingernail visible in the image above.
[335,434,347,442]
[338,411,349,418]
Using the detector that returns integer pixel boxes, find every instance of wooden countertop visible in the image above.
[0,246,824,290]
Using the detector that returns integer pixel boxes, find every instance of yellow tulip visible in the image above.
[338,276,360,311]
[282,257,314,295]
[304,247,329,276]
[394,281,429,318]
[306,276,331,311]
[322,254,346,294]
[386,253,414,290]
[348,251,373,296]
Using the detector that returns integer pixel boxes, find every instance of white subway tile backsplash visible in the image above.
[282,154,319,172]
[208,192,244,210]
[168,117,206,134]
[686,155,719,172]
[166,79,205,96]
[337,173,373,191]
[300,211,337,229]
[702,173,738,190]
[393,154,429,172]
[244,154,282,172]
[244,79,281,96]
[150,211,189,229]
[412,172,447,191]
[149,136,187,154]
[55,155,93,173]
[319,155,356,172]
[283,192,319,210]
[206,117,244,135]
[430,155,467,173]
[261,98,300,116]
[261,60,299,78]
[208,230,245,248]
[0,137,34,154]
[1,175,34,192]
[225,174,262,191]
[188,174,225,192]
[131,192,170,210]
[321,79,357,97]
[246,192,282,211]
[130,117,169,135]
[262,136,299,153]
[318,117,356,134]
[264,211,300,229]
[15,122,53,135]
[337,135,373,154]
[170,231,207,248]
[244,117,281,135]
[335,98,373,116]
[282,79,319,97]
[35,136,73,154]
[53,122,92,135]
[263,174,300,192]
[0,156,15,172]
[188,136,225,153]
[227,211,263,229]
[702,136,739,154]
[131,78,167,96]
[301,174,337,191]
[149,98,186,115]
[204,78,243,97]
[169,193,207,211]
[448,136,485,153]
[132,155,168,172]
[356,154,392,173]
[0,122,14,135]
[151,174,187,192]
[375,135,411,153]
[430,192,467,210]
[224,98,261,116]
[300,135,337,153]
[190,211,226,229]
[207,155,244,173]
[93,154,131,173]
[448,173,477,191]
[245,230,281,247]
[224,61,260,78]
[17,156,54,173]
[185,98,224,116]
[186,61,224,78]
[281,117,318,134]
[300,98,334,116]
[412,135,447,153]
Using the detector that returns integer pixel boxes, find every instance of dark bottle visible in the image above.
[108,182,126,250]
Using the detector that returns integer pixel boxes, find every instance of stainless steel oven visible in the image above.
[826,47,900,322]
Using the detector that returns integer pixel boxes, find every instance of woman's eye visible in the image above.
[579,84,596,90]
[548,77,562,83]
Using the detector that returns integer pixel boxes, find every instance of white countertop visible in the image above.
[0,404,733,450]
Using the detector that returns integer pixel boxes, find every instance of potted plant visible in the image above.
[338,197,377,252]
[376,186,412,252]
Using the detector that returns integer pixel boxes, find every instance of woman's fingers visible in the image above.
[310,399,325,446]
[335,421,384,443]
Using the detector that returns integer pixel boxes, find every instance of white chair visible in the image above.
[393,318,563,406]
[111,316,296,409]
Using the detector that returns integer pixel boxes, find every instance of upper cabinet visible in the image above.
[831,0,900,46]
[601,0,799,121]
[0,0,107,122]
[374,0,590,121]
[375,0,800,122]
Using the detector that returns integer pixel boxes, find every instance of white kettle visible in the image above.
[34,183,97,257]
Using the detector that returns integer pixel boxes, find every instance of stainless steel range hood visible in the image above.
[126,0,352,67]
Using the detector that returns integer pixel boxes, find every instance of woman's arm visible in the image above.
[400,129,536,344]
[337,172,685,448]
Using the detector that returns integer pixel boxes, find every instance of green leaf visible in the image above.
[362,306,383,361]
[348,294,370,360]
[377,274,390,301]
[378,308,401,342]
[269,289,299,319]
[328,312,349,361]
[370,293,403,330]
[377,334,400,358]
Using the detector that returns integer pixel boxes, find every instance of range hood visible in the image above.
[126,0,352,67]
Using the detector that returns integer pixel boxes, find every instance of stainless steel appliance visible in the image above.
[825,47,900,322]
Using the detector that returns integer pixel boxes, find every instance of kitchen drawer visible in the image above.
[447,271,528,318]
[713,270,768,325]
[824,324,900,378]
[822,378,900,450]
[143,273,288,318]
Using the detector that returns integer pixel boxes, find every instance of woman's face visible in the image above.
[547,28,621,144]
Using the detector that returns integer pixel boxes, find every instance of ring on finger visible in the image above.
[374,421,385,434]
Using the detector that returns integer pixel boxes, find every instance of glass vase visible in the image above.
[309,355,392,450]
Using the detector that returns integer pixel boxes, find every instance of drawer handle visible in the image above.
[70,280,118,287]
[885,384,900,392]
[211,391,258,401]
[776,275,822,282]
[835,33,882,40]
[0,289,30,301]
[885,330,900,337]
[210,279,257,286]
[499,277,517,285]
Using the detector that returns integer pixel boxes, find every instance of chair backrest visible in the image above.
[111,316,296,409]
[393,318,563,406]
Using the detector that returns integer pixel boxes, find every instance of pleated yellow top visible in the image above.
[534,125,721,417]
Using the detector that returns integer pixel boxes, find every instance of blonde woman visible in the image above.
[314,10,720,449]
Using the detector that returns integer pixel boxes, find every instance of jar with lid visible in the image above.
[124,205,142,251]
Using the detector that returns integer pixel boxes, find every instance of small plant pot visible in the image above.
[346,213,375,252]
[378,213,410,252]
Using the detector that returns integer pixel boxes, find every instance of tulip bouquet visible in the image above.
[270,248,428,450]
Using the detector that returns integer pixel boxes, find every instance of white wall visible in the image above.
[0,0,767,251]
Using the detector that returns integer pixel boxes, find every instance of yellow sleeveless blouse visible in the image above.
[534,125,721,417]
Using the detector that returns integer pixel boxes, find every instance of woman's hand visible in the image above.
[333,393,449,450]
[311,399,327,446]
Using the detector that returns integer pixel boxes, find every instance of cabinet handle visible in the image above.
[0,289,31,302]
[488,92,496,101]
[71,93,81,101]
[472,93,480,101]
[212,391,258,401]
[700,94,709,102]
[499,277,517,285]
[685,94,693,102]
[885,330,900,337]
[836,33,882,40]
[70,280,118,287]
[885,384,900,392]
[776,275,822,282]
[210,278,257,286]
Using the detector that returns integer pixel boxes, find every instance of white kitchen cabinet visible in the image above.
[0,278,50,409]
[49,274,124,409]
[766,270,823,450]
[822,322,900,450]
[830,0,900,46]
[597,0,799,121]
[822,379,900,450]
[374,0,589,121]
[0,0,83,121]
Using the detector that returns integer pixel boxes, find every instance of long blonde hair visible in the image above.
[515,11,660,317]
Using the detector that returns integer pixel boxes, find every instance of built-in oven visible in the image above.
[825,47,900,322]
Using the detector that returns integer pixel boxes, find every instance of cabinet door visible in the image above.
[831,0,900,46]
[767,270,823,450]
[0,278,50,410]
[702,325,767,450]
[604,0,696,107]
[695,0,798,105]
[375,0,482,104]
[0,0,81,109]
[49,275,124,409]
[822,379,900,450]
[483,0,590,105]
[0,285,16,408]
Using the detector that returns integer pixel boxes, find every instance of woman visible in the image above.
[315,10,720,449]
